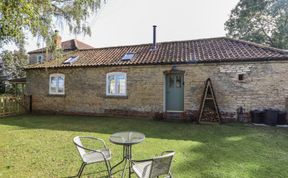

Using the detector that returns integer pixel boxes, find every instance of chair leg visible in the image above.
[169,171,173,178]
[108,160,112,177]
[77,162,86,177]
[108,160,112,170]
[105,160,112,178]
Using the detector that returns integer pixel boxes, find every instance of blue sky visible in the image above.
[3,0,239,52]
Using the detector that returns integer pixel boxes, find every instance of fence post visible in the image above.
[29,95,32,113]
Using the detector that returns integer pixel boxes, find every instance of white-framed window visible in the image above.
[37,55,44,64]
[49,74,65,95]
[106,72,127,96]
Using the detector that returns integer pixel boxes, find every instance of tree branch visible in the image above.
[260,27,274,46]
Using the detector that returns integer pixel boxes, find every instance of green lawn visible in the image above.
[0,114,288,178]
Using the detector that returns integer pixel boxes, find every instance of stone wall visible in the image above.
[26,60,288,120]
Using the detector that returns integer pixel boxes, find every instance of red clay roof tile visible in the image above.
[27,39,94,54]
[26,37,288,69]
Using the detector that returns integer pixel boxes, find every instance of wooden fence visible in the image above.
[0,95,30,117]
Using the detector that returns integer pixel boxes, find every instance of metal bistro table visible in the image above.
[109,131,145,178]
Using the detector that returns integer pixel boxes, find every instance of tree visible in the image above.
[0,0,102,48]
[0,47,28,80]
[225,0,288,49]
[0,45,28,93]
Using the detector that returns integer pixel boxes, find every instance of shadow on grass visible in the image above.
[64,169,109,178]
[1,114,288,178]
[0,114,253,141]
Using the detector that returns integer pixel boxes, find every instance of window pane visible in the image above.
[51,77,57,88]
[50,87,57,93]
[58,87,64,93]
[118,75,126,94]
[176,75,181,88]
[169,75,174,88]
[37,55,43,63]
[58,77,64,93]
[108,75,115,94]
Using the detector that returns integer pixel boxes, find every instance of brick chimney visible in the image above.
[53,30,62,49]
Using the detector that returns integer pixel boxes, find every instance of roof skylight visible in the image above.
[121,52,135,61]
[63,56,79,64]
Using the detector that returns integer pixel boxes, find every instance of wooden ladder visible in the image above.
[198,78,222,123]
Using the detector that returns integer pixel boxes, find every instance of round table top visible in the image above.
[109,131,145,145]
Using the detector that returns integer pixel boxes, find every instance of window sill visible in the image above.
[47,94,66,97]
[237,80,247,83]
[105,95,128,99]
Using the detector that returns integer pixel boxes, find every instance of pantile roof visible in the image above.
[26,37,288,69]
[27,39,94,54]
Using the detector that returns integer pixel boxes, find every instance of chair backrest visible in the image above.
[73,136,86,158]
[150,152,175,178]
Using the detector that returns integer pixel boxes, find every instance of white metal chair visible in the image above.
[131,151,175,178]
[73,136,112,177]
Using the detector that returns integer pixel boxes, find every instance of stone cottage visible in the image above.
[25,36,288,121]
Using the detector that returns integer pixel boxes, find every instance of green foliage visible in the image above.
[0,38,28,94]
[0,48,28,80]
[1,115,288,177]
[225,0,288,49]
[0,0,102,47]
